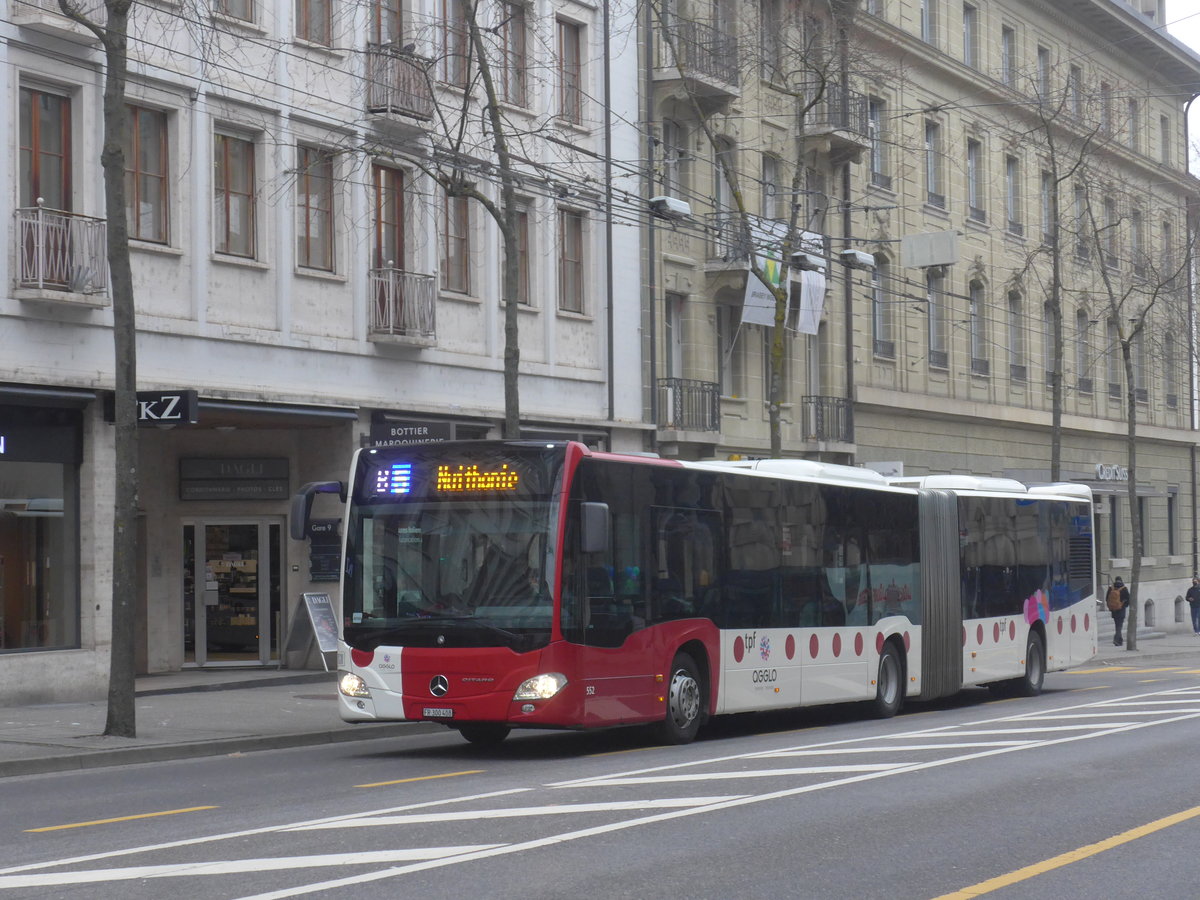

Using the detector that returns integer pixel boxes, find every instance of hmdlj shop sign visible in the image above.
[179,457,290,501]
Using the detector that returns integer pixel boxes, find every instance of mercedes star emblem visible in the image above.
[430,675,449,697]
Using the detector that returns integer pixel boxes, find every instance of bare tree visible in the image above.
[56,0,139,736]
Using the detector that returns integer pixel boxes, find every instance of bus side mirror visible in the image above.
[580,502,610,554]
[291,481,345,541]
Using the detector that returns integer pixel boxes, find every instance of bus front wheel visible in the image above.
[873,643,904,718]
[656,652,704,745]
[1016,631,1045,697]
[457,723,511,746]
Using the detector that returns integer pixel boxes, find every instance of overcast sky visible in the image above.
[1166,1,1200,171]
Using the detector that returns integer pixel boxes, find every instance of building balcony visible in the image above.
[706,211,753,264]
[801,395,852,443]
[369,267,435,346]
[799,83,869,163]
[365,44,434,126]
[14,206,109,306]
[12,0,99,43]
[658,378,720,432]
[653,20,739,105]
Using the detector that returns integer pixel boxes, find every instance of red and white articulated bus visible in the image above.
[292,441,1096,746]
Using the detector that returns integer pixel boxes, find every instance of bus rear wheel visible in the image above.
[1016,631,1045,697]
[656,652,704,745]
[872,643,904,718]
[457,723,511,746]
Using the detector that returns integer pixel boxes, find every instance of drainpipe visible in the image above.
[604,0,615,444]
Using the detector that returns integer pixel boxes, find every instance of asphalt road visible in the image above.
[3,659,1200,900]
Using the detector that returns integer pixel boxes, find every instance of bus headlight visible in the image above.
[339,672,371,698]
[513,672,567,700]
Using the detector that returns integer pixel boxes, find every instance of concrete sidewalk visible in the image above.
[2,623,1198,780]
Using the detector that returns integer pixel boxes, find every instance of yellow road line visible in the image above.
[355,769,483,788]
[1126,667,1184,673]
[1067,667,1133,674]
[26,806,218,833]
[931,804,1200,898]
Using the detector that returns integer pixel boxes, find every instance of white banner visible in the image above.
[795,270,826,335]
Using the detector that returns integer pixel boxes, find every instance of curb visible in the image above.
[0,720,447,779]
[136,672,335,698]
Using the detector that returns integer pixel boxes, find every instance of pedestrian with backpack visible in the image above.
[1106,577,1130,646]
[1186,576,1200,635]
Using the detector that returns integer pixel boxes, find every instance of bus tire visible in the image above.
[872,642,904,718]
[656,652,704,745]
[457,723,511,746]
[1016,631,1045,697]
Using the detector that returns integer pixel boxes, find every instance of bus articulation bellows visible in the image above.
[292,441,1096,746]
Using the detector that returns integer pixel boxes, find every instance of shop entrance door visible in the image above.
[183,520,282,666]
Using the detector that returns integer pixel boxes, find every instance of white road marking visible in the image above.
[294,797,747,829]
[751,742,1033,756]
[1012,711,1200,719]
[0,848,502,889]
[568,764,910,786]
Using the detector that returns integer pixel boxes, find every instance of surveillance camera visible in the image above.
[839,248,876,270]
[790,252,824,271]
[649,196,692,221]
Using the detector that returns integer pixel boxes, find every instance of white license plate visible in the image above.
[423,707,454,718]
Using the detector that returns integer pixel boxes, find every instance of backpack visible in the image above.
[1106,585,1123,612]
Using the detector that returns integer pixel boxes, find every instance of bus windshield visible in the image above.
[343,444,564,652]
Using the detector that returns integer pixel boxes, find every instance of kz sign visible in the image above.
[105,390,199,426]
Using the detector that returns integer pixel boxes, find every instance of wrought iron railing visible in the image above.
[658,378,720,431]
[801,395,852,443]
[707,211,753,262]
[369,267,436,339]
[801,82,869,138]
[15,206,108,294]
[365,44,434,120]
[656,19,739,89]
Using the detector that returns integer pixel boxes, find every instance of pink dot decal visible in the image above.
[733,636,744,662]
[876,632,885,654]
[1057,616,1063,634]
[832,634,842,657]
[809,634,820,658]
[976,624,984,645]
[903,632,911,652]
[1009,621,1016,641]
[1071,615,1077,633]
[855,633,864,656]
[962,626,967,646]
[1084,614,1090,631]
[993,622,1001,643]
[785,634,796,659]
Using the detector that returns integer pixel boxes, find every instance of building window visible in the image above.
[1004,155,1021,234]
[19,87,72,212]
[962,4,977,68]
[558,208,584,313]
[1000,25,1016,85]
[1160,115,1171,165]
[1167,492,1178,555]
[439,0,469,86]
[1068,65,1083,116]
[1133,330,1147,402]
[1099,82,1112,133]
[1164,331,1178,408]
[1102,196,1118,268]
[125,106,169,244]
[966,138,984,222]
[968,280,987,374]
[927,267,947,368]
[219,0,253,21]
[1108,494,1119,557]
[872,255,894,358]
[441,191,471,293]
[760,0,784,80]
[661,120,688,196]
[1130,209,1145,276]
[557,19,583,125]
[1162,220,1175,278]
[214,133,255,258]
[296,0,331,45]
[868,97,890,188]
[1127,98,1141,152]
[502,206,531,306]
[0,407,81,654]
[371,163,405,270]
[1075,308,1092,393]
[920,0,936,44]
[761,154,780,219]
[924,120,944,208]
[296,145,334,271]
[1073,183,1089,261]
[1040,170,1054,244]
[501,2,527,106]
[717,305,744,397]
[1007,290,1025,381]
[370,0,400,44]
[1036,45,1050,98]
[1106,317,1120,398]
